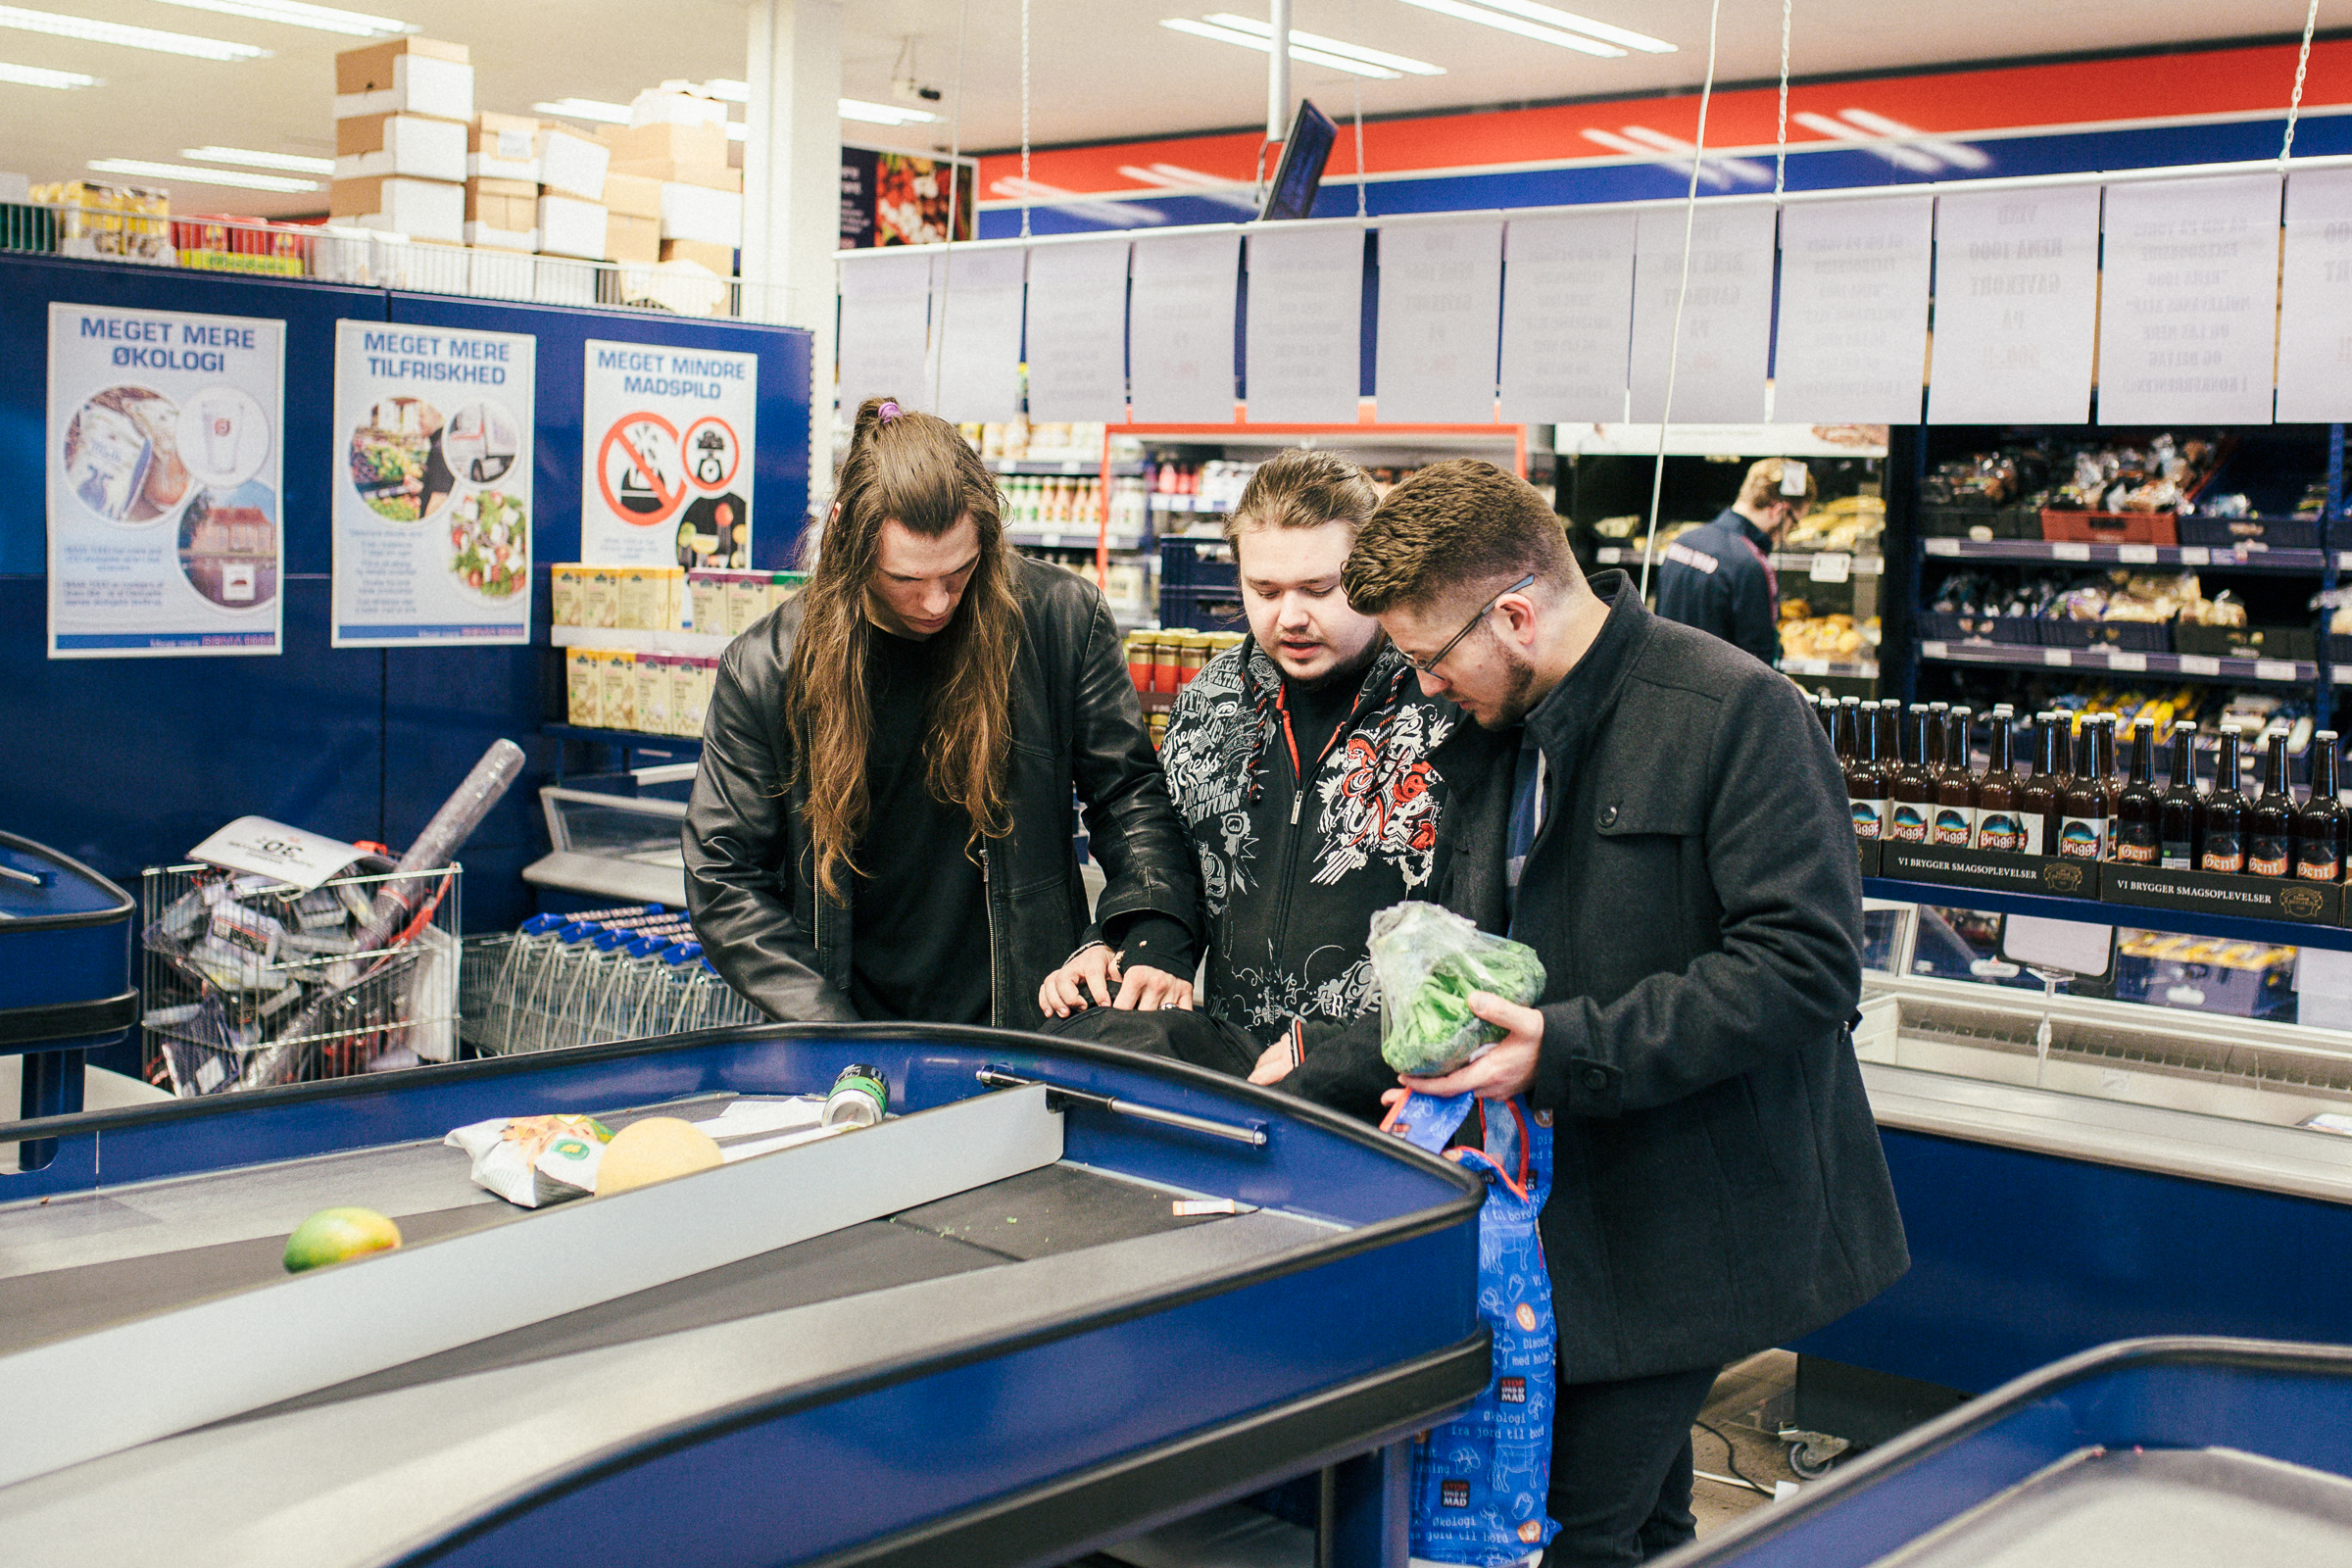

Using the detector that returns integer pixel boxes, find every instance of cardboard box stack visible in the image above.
[604,87,741,277]
[331,38,472,244]
[465,111,539,252]
[534,122,611,262]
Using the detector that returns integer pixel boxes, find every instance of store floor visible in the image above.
[1087,1350,1800,1567]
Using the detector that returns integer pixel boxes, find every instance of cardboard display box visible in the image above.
[465,175,537,225]
[539,130,610,202]
[601,120,729,169]
[537,195,608,260]
[658,181,742,247]
[602,172,662,220]
[607,212,660,265]
[333,113,466,182]
[470,112,540,180]
[333,39,471,123]
[1878,842,2098,901]
[329,175,463,244]
[630,89,729,129]
[2096,861,2342,927]
[660,237,733,275]
[610,157,741,193]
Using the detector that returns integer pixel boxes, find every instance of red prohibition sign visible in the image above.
[597,413,684,528]
[681,416,741,494]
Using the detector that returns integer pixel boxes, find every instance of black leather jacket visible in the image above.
[683,556,1201,1031]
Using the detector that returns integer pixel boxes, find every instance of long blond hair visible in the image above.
[785,397,1017,898]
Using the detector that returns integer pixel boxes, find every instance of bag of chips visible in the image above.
[446,1113,613,1207]
[1371,903,1546,1077]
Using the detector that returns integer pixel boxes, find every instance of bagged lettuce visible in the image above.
[1372,903,1547,1076]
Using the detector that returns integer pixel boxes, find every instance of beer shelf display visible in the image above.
[1861,875,2352,954]
[1923,537,2352,576]
[1918,640,2341,688]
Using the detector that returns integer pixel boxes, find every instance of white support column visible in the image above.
[743,0,844,520]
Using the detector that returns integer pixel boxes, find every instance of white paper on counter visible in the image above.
[187,816,364,891]
[1129,230,1241,423]
[1024,239,1132,421]
[2096,172,2281,425]
[1245,223,1365,424]
[929,246,1026,423]
[836,249,936,417]
[1374,219,1502,424]
[1629,204,1774,424]
[2277,169,2352,422]
[1498,210,1637,423]
[1772,196,1933,424]
[1927,182,2102,424]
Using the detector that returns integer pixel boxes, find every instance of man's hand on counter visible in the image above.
[1397,990,1543,1102]
[1039,944,1196,1016]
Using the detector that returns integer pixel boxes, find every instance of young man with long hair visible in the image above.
[683,396,1200,1028]
[1331,459,1907,1568]
[1038,449,1510,1084]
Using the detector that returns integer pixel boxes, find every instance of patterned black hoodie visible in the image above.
[1159,635,1466,1048]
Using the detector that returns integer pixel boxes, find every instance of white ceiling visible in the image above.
[0,0,2328,219]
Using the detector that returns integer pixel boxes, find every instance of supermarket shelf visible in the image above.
[550,625,733,657]
[1008,528,1150,551]
[989,457,1140,476]
[544,723,703,755]
[1922,537,2345,573]
[1918,639,2341,686]
[1592,546,1885,577]
[1784,659,1880,679]
[1556,422,1887,459]
[1150,495,1230,515]
[1864,876,2352,953]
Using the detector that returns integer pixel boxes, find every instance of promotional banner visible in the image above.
[1629,204,1775,425]
[1244,223,1363,425]
[47,301,285,658]
[1498,211,1636,424]
[930,246,1026,423]
[2277,169,2352,423]
[581,339,759,569]
[1375,219,1502,425]
[1024,239,1131,421]
[2096,172,2281,426]
[331,319,535,647]
[1771,196,1934,425]
[1928,183,2103,425]
[1129,230,1239,423]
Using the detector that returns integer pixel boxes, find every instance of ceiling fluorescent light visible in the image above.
[1613,124,1770,182]
[1116,163,1259,211]
[88,158,318,192]
[1791,111,1942,173]
[1161,17,1402,78]
[145,0,409,38]
[841,96,939,124]
[0,6,267,59]
[183,145,335,173]
[0,58,95,86]
[533,97,631,123]
[1464,0,1672,52]
[1837,108,1992,172]
[994,176,1166,228]
[1392,0,1621,56]
[1201,13,1443,74]
[1581,127,1731,189]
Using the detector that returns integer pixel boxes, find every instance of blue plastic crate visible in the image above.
[1158,538,1241,629]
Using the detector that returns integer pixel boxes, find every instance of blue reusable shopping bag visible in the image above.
[1383,1091,1559,1566]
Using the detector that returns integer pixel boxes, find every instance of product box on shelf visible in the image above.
[2038,510,2181,548]
[2177,514,2325,552]
[634,653,673,735]
[1878,843,2096,901]
[2172,623,2316,662]
[1915,611,2040,648]
[465,175,537,231]
[333,38,472,123]
[580,565,621,630]
[725,570,771,636]
[171,216,306,276]
[617,565,682,630]
[333,113,466,182]
[612,159,743,193]
[671,659,714,738]
[330,175,463,243]
[686,568,724,633]
[630,88,729,130]
[565,647,604,727]
[2038,617,2173,654]
[468,112,541,182]
[599,649,637,733]
[538,130,611,203]
[34,180,171,264]
[657,183,743,248]
[603,172,662,220]
[2096,862,2342,927]
[607,214,660,266]
[603,120,729,169]
[537,195,608,261]
[659,238,733,276]
[551,564,583,626]
[1919,503,2036,541]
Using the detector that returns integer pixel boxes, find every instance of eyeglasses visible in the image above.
[1403,573,1537,676]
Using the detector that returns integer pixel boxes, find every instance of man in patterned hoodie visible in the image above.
[1040,449,1506,1081]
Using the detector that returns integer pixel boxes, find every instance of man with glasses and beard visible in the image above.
[1288,458,1907,1568]
[683,396,1200,1028]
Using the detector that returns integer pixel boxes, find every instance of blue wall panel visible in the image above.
[0,256,812,933]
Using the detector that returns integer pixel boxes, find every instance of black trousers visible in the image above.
[1542,1363,1723,1567]
[1036,1004,1262,1077]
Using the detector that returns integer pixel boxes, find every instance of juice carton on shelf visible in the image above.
[725,570,770,636]
[565,647,604,727]
[614,565,654,630]
[599,649,637,733]
[634,653,673,736]
[674,658,716,736]
[581,565,621,629]
[769,570,807,611]
[550,564,582,627]
[686,567,724,633]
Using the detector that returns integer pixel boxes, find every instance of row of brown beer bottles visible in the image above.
[1832,700,2352,882]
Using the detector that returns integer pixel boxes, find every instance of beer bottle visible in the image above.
[1814,690,1836,739]
[1845,701,1887,841]
[1834,695,1860,765]
[2158,727,2201,871]
[1934,707,1978,847]
[1873,700,1903,793]
[2247,731,2298,879]
[2294,730,2349,883]
[1925,702,1950,774]
[2058,722,2108,860]
[1975,707,2024,852]
[2199,726,2248,874]
[1887,705,1936,845]
[2111,718,2161,864]
[2016,713,2064,857]
[2096,714,2125,816]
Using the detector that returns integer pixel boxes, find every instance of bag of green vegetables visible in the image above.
[1371,903,1547,1076]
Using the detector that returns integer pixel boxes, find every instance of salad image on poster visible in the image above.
[449,487,527,600]
[64,385,191,524]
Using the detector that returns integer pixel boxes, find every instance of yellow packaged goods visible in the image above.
[35,181,172,265]
[634,654,672,735]
[581,565,621,629]
[565,647,604,726]
[600,649,637,732]
[687,568,725,633]
[550,564,582,626]
[664,657,695,738]
[616,564,676,630]
[725,570,770,636]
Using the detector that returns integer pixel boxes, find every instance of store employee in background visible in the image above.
[1329,460,1906,1568]
[1652,457,1817,667]
[683,396,1200,1029]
